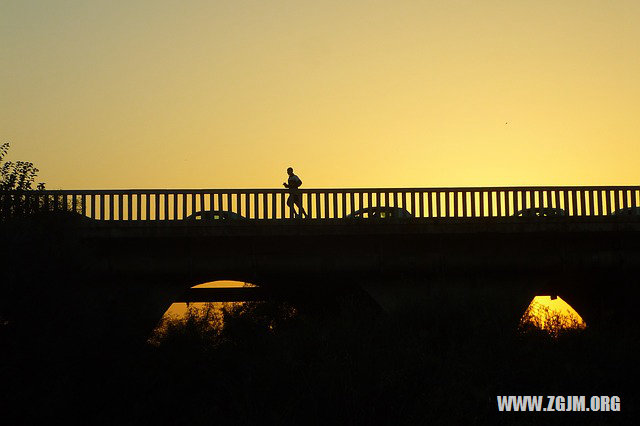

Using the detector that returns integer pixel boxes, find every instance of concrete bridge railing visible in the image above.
[1,185,639,221]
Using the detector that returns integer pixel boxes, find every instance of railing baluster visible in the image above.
[546,189,551,209]
[537,190,542,209]
[262,192,268,219]
[471,191,477,218]
[341,193,347,218]
[410,192,416,216]
[324,192,329,218]
[182,193,187,219]
[332,192,338,218]
[571,190,578,216]
[554,190,560,211]
[108,194,114,220]
[487,191,493,217]
[436,191,442,218]
[443,192,448,217]
[155,193,160,221]
[453,191,458,217]
[503,191,510,217]
[306,191,312,219]
[597,190,603,216]
[349,192,355,216]
[271,192,276,219]
[462,191,468,217]
[99,194,104,220]
[173,193,178,220]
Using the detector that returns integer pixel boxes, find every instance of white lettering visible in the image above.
[611,396,620,411]
[590,396,600,411]
[600,396,610,411]
[546,395,555,412]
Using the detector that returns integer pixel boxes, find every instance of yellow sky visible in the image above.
[2,1,638,189]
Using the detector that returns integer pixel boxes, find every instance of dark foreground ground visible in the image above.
[1,277,637,426]
[1,214,638,425]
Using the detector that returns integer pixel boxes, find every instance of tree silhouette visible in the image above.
[0,143,45,191]
[1,143,47,220]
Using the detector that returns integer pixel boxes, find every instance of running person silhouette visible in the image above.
[283,167,307,218]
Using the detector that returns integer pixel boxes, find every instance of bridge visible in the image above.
[2,185,639,221]
[2,185,640,334]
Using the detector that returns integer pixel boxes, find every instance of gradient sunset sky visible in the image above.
[2,1,638,189]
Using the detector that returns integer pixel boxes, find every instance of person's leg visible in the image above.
[286,196,298,218]
[296,200,307,217]
[294,195,305,217]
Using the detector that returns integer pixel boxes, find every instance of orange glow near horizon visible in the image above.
[154,280,253,331]
[520,296,586,335]
[2,1,639,190]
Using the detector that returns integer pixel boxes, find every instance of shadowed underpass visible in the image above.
[3,211,640,338]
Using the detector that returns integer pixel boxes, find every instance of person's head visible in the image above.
[287,167,293,176]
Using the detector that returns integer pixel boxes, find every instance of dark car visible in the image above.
[184,210,245,221]
[612,206,640,216]
[514,207,566,217]
[346,206,413,219]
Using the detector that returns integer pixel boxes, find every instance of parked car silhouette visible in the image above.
[184,210,245,221]
[612,206,640,216]
[513,207,566,217]
[346,206,413,219]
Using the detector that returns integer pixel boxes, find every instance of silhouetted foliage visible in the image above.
[519,302,586,339]
[0,143,45,191]
[0,143,51,221]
